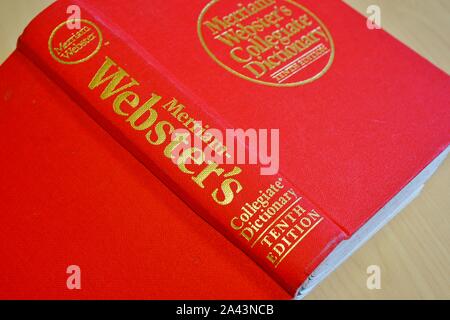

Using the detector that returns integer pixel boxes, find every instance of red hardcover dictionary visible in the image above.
[0,0,448,299]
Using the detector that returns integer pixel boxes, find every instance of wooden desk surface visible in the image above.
[0,0,448,299]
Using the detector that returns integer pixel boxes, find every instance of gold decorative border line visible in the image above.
[48,19,103,65]
[275,217,323,268]
[197,0,335,87]
[251,197,303,248]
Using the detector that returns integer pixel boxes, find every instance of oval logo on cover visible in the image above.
[49,19,103,65]
[198,0,335,87]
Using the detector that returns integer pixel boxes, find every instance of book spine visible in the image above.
[17,0,346,294]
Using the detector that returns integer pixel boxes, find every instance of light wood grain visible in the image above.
[308,0,450,300]
[0,0,448,299]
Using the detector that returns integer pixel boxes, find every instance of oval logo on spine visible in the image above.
[49,19,103,65]
[198,0,335,87]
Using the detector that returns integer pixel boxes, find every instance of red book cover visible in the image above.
[0,0,448,299]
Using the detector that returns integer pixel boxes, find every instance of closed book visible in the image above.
[0,0,448,299]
